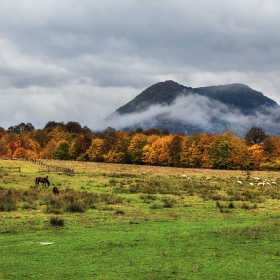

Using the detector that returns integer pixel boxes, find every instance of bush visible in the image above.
[50,217,64,227]
[150,203,163,209]
[45,197,65,214]
[22,202,37,210]
[241,203,250,210]
[161,197,176,208]
[0,199,17,211]
[228,202,235,209]
[0,190,17,211]
[66,201,85,213]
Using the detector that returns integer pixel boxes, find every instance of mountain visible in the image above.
[108,80,280,135]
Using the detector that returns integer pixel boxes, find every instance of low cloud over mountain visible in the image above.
[100,81,280,135]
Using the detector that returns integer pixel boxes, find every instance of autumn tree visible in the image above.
[69,134,93,160]
[103,131,130,163]
[40,140,57,159]
[7,140,18,159]
[65,121,83,134]
[44,121,65,129]
[260,135,280,170]
[223,132,249,170]
[209,132,249,170]
[247,144,263,170]
[13,147,28,158]
[127,133,147,164]
[47,126,68,143]
[143,135,173,166]
[142,134,160,164]
[180,133,202,167]
[99,127,118,154]
[33,129,50,148]
[209,135,232,169]
[0,136,8,157]
[86,138,105,162]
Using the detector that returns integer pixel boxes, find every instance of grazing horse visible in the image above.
[53,186,59,195]
[35,177,50,187]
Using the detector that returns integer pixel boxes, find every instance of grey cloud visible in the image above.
[0,0,280,129]
[101,94,280,135]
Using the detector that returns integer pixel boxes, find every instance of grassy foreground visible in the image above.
[1,159,280,279]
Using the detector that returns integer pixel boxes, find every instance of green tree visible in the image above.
[209,136,232,169]
[53,140,70,160]
[127,133,147,164]
[168,135,183,167]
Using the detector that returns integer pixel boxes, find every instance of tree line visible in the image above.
[0,121,278,170]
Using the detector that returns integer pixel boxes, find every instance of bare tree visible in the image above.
[244,126,268,145]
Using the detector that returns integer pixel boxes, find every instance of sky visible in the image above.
[1,0,280,131]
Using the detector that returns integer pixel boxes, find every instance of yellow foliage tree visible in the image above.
[143,135,173,166]
[86,138,105,162]
[247,144,263,170]
[127,133,147,164]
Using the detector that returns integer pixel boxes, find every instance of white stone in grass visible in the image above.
[40,242,54,245]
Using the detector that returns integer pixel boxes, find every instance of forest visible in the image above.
[0,121,279,170]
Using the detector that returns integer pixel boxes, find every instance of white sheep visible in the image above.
[249,182,254,186]
[237,180,243,185]
[254,177,261,181]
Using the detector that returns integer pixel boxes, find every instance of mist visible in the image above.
[92,93,280,135]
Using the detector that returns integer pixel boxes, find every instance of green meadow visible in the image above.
[1,159,280,279]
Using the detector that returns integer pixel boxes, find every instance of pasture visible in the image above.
[1,159,280,279]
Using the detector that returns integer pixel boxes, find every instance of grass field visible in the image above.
[1,159,280,279]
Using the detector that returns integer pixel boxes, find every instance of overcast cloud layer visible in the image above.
[1,0,280,130]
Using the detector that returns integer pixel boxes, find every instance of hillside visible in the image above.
[108,80,280,135]
[115,80,276,115]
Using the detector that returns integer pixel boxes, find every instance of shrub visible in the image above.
[50,217,64,227]
[45,197,65,214]
[66,201,85,213]
[22,202,37,210]
[228,202,235,209]
[150,203,163,209]
[0,199,17,211]
[161,197,176,208]
[241,203,250,210]
[0,190,17,211]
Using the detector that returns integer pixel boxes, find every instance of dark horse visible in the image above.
[53,186,59,195]
[35,177,50,187]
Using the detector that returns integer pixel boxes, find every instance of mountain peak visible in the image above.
[116,80,186,114]
[115,81,276,115]
[108,81,279,135]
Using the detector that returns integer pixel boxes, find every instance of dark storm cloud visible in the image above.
[0,0,280,129]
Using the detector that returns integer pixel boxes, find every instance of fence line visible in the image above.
[0,166,21,172]
[24,158,75,175]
